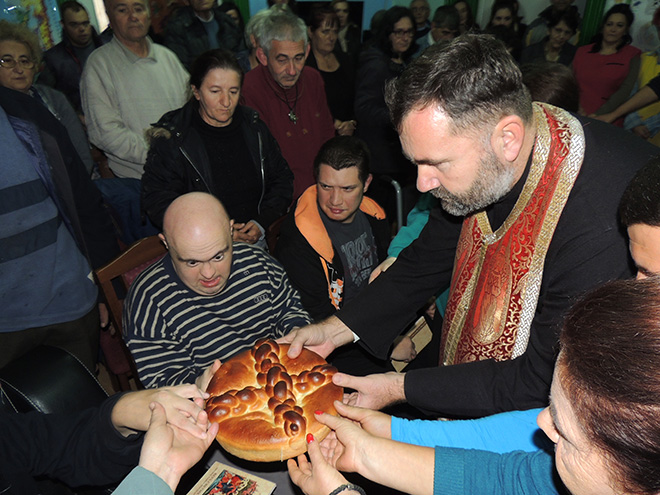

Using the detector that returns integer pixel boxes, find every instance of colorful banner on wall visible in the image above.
[0,0,61,49]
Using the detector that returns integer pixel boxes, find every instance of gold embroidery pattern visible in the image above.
[441,103,585,365]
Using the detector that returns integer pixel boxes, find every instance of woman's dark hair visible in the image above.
[307,6,339,32]
[558,276,660,494]
[189,49,244,90]
[589,3,634,53]
[218,2,245,32]
[521,62,579,112]
[547,8,580,34]
[452,0,477,31]
[374,6,416,60]
[487,0,515,28]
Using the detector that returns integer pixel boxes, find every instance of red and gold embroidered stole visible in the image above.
[440,103,584,366]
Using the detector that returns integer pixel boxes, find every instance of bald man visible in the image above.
[123,192,311,388]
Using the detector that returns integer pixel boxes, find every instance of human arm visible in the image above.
[111,384,212,438]
[370,194,436,282]
[113,400,219,495]
[595,84,659,123]
[0,393,142,489]
[81,55,149,170]
[310,406,435,495]
[123,274,208,387]
[391,408,544,453]
[593,55,640,116]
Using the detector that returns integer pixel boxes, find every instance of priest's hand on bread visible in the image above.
[333,371,406,411]
[279,316,354,360]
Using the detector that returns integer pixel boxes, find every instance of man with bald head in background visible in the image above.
[123,192,311,389]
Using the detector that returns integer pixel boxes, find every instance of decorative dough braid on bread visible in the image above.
[205,339,343,462]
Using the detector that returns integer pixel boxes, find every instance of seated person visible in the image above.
[276,137,411,376]
[1,385,216,495]
[124,192,311,388]
[288,276,660,495]
[0,20,94,174]
[142,48,293,249]
[623,48,660,142]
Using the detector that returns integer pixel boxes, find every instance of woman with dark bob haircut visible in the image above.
[572,4,641,125]
[289,276,660,495]
[520,9,580,66]
[142,49,293,249]
[354,6,418,221]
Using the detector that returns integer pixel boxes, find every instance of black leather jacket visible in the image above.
[142,101,293,229]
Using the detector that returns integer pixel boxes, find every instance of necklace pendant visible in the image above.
[288,110,298,124]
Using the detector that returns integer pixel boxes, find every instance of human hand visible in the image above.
[98,302,109,328]
[232,221,262,244]
[335,120,357,136]
[390,335,416,362]
[333,400,392,439]
[633,125,651,140]
[112,384,212,439]
[334,371,406,410]
[278,317,354,359]
[368,256,396,283]
[288,433,350,495]
[139,401,218,492]
[196,359,222,392]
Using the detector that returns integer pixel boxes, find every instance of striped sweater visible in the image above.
[123,243,311,388]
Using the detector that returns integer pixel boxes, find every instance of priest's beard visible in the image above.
[430,147,517,217]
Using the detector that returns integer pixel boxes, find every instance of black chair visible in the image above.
[0,345,107,414]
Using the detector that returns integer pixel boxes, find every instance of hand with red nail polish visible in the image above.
[288,429,349,495]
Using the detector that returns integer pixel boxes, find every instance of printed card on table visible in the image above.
[186,461,276,495]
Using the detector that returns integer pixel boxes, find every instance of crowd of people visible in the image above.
[4,0,660,495]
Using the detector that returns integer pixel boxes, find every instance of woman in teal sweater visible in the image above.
[289,277,660,495]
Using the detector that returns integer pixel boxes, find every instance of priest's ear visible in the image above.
[490,114,526,164]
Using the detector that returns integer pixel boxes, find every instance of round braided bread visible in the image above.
[205,339,343,462]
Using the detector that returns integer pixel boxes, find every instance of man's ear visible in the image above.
[256,46,268,66]
[491,114,525,164]
[158,233,169,250]
[304,42,311,60]
[363,173,373,193]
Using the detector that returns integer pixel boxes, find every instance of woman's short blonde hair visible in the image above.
[0,20,42,65]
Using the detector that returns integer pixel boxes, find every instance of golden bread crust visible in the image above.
[205,339,343,462]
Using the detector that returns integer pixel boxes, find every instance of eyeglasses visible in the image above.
[392,29,415,38]
[0,57,35,70]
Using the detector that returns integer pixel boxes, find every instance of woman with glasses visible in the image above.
[0,20,94,175]
[354,6,418,222]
